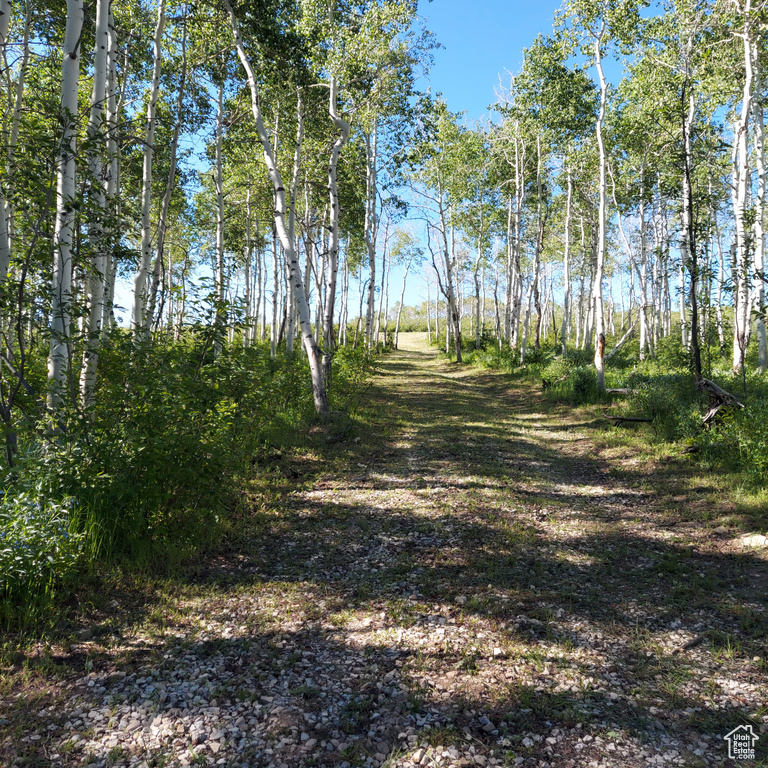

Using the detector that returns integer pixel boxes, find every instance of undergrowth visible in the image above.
[0,333,374,629]
[433,329,768,490]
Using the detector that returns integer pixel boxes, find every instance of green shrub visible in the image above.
[0,332,375,625]
[625,373,698,441]
[0,491,85,620]
[716,397,768,482]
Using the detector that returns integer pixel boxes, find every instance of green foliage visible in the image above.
[541,353,599,404]
[624,373,699,441]
[0,334,373,626]
[0,492,85,624]
[697,377,768,483]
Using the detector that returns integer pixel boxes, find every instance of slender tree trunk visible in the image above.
[147,13,188,333]
[752,43,767,370]
[225,0,327,413]
[131,0,165,337]
[323,79,350,378]
[79,0,111,409]
[504,195,513,342]
[364,127,378,346]
[638,190,649,360]
[561,167,572,355]
[680,78,702,380]
[48,0,84,415]
[733,7,754,373]
[102,5,123,332]
[0,0,31,282]
[426,279,432,342]
[593,29,608,392]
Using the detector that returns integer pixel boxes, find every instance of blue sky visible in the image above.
[417,0,566,123]
[368,0,568,310]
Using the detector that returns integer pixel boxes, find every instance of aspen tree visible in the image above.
[132,0,166,337]
[0,0,13,281]
[147,10,189,332]
[224,0,328,414]
[79,0,112,408]
[558,0,645,389]
[48,0,84,415]
[730,0,755,374]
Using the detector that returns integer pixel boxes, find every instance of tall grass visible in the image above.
[0,332,374,628]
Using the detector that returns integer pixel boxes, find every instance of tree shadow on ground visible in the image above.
[2,342,766,768]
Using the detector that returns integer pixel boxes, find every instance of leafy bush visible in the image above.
[623,373,699,441]
[0,332,375,625]
[708,395,768,482]
[0,491,85,619]
[541,351,598,404]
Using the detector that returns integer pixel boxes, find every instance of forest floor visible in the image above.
[2,332,767,768]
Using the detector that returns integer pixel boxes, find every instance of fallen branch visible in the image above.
[603,411,652,426]
[696,378,744,427]
[605,388,631,396]
[696,378,744,408]
[605,317,639,361]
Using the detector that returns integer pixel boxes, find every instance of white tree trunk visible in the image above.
[364,127,378,346]
[752,43,767,370]
[79,0,111,409]
[214,78,225,354]
[593,30,608,391]
[0,0,15,281]
[733,5,754,372]
[48,0,84,415]
[561,167,572,354]
[131,0,165,337]
[224,0,327,413]
[102,4,122,332]
[0,0,31,282]
[323,79,350,374]
[147,16,188,334]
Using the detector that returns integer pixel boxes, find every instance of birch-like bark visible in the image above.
[561,167,572,353]
[147,13,188,331]
[131,0,166,337]
[733,2,753,372]
[103,5,124,332]
[593,28,608,391]
[504,194,514,342]
[79,0,111,408]
[752,42,767,370]
[244,189,253,346]
[426,278,432,342]
[533,134,545,349]
[214,78,225,354]
[680,77,703,379]
[286,91,304,355]
[510,134,526,349]
[224,0,327,413]
[0,0,14,281]
[444,206,462,360]
[323,79,350,375]
[364,127,378,346]
[0,0,31,282]
[48,0,84,415]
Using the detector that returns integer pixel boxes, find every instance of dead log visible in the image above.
[696,378,744,428]
[696,378,744,408]
[605,388,631,396]
[603,411,652,426]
